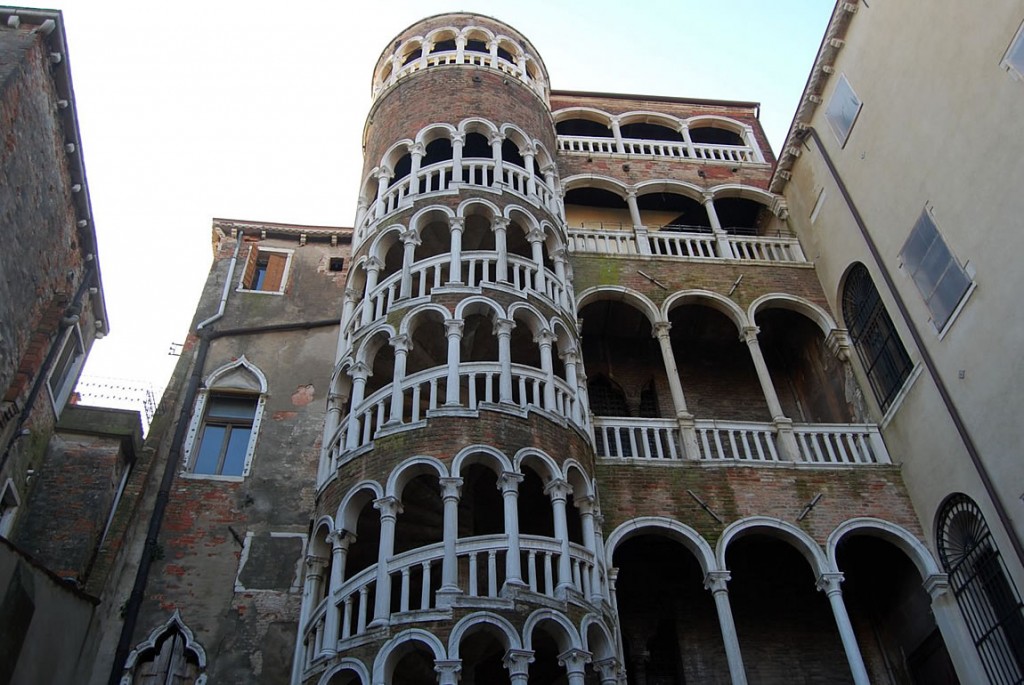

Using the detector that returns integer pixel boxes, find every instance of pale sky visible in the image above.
[56,0,834,395]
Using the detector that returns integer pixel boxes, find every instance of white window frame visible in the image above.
[46,324,86,417]
[237,246,293,295]
[824,74,863,147]
[1001,19,1024,81]
[181,357,267,481]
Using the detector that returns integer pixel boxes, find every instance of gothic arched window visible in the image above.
[937,494,1024,684]
[841,263,912,411]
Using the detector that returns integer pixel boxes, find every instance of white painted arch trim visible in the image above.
[827,517,941,580]
[576,286,661,327]
[522,608,584,652]
[662,289,749,332]
[317,657,371,685]
[122,610,207,683]
[580,613,617,660]
[448,611,524,658]
[747,293,838,338]
[372,627,448,685]
[716,516,830,576]
[336,480,385,532]
[451,444,514,477]
[385,455,450,498]
[604,516,717,576]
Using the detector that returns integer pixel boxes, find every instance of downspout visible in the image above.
[197,230,244,330]
[108,313,340,683]
[0,260,97,472]
[805,125,1024,568]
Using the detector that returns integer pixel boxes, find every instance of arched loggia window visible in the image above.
[842,263,912,411]
[937,494,1024,684]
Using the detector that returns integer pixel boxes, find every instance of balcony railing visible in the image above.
[300,534,598,673]
[567,225,806,263]
[592,417,891,465]
[376,49,546,102]
[557,134,762,164]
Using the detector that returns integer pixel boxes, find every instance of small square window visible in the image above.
[240,247,291,293]
[900,209,972,331]
[47,325,85,416]
[1002,20,1024,80]
[192,394,258,477]
[328,257,345,272]
[824,74,863,147]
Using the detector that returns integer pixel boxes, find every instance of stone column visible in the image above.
[493,217,510,282]
[679,124,696,158]
[703,193,735,259]
[816,573,869,685]
[444,320,464,406]
[370,496,403,626]
[455,35,466,63]
[560,347,583,425]
[523,147,538,196]
[490,133,504,188]
[577,495,603,605]
[354,197,369,235]
[742,125,764,163]
[558,648,591,685]
[924,574,989,684]
[495,318,515,404]
[498,472,525,589]
[704,571,748,685]
[360,257,383,327]
[299,555,326,643]
[625,190,652,255]
[527,227,547,294]
[399,228,420,300]
[609,117,626,154]
[742,326,799,460]
[652,322,700,459]
[374,168,392,220]
[593,657,621,685]
[545,479,575,595]
[344,362,370,451]
[434,660,462,685]
[320,531,353,658]
[339,288,359,355]
[437,477,464,605]
[448,218,464,285]
[504,649,535,685]
[536,329,558,411]
[551,247,571,311]
[487,38,499,68]
[386,334,411,425]
[451,133,465,185]
[541,164,562,219]
[407,142,424,198]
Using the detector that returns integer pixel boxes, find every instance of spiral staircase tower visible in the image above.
[300,13,620,685]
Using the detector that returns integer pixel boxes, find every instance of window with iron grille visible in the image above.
[937,494,1024,685]
[842,263,913,411]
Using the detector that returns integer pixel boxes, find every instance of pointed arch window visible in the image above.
[937,494,1024,685]
[122,611,207,684]
[842,263,912,411]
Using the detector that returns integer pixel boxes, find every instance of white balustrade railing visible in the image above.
[567,227,638,255]
[592,417,682,459]
[648,230,718,259]
[568,226,806,264]
[377,49,546,101]
[301,534,597,672]
[556,135,760,164]
[592,417,891,465]
[726,235,805,262]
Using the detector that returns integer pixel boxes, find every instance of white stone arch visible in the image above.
[686,114,748,135]
[634,178,707,204]
[537,218,565,251]
[576,285,661,326]
[513,447,561,484]
[458,116,500,140]
[371,627,448,685]
[523,608,583,652]
[550,317,578,356]
[395,35,426,66]
[451,444,514,478]
[317,658,371,685]
[414,122,458,148]
[398,302,453,337]
[560,173,631,199]
[716,516,830,577]
[551,106,613,127]
[459,25,497,47]
[827,517,942,580]
[423,25,461,51]
[532,140,556,172]
[748,293,838,339]
[353,323,398,366]
[662,289,749,333]
[336,480,385,533]
[205,355,268,393]
[618,110,684,131]
[507,300,549,337]
[500,122,533,152]
[522,53,548,88]
[604,516,717,576]
[309,516,335,558]
[454,295,507,322]
[385,455,450,499]
[367,223,408,263]
[379,138,415,175]
[121,610,208,685]
[504,203,540,231]
[448,611,523,659]
[457,196,503,223]
[493,33,526,62]
[707,183,777,208]
[562,460,593,499]
[580,614,616,660]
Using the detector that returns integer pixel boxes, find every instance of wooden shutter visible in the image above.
[263,253,287,292]
[241,246,258,289]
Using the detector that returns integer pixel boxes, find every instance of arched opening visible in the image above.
[501,138,525,168]
[714,197,772,236]
[636,191,710,231]
[458,464,503,537]
[401,46,422,67]
[555,117,612,138]
[416,219,450,263]
[506,220,533,261]
[518,466,554,538]
[344,496,380,580]
[620,121,684,143]
[837,535,957,683]
[459,627,511,684]
[391,152,412,186]
[310,523,334,603]
[380,234,405,283]
[429,35,457,54]
[390,641,438,685]
[419,137,454,192]
[727,535,850,683]
[689,126,744,146]
[363,332,395,399]
[325,667,362,685]
[463,131,494,186]
[393,473,444,613]
[615,534,725,684]
[757,308,857,423]
[564,187,630,230]
[405,311,448,377]
[668,304,767,421]
[528,625,572,684]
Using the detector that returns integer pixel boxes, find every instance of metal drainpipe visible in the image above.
[804,125,1024,568]
[108,316,340,684]
[197,230,244,330]
[0,260,97,472]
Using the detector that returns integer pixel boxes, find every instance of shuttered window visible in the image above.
[240,247,290,293]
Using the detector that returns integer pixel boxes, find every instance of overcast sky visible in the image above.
[57,0,833,395]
